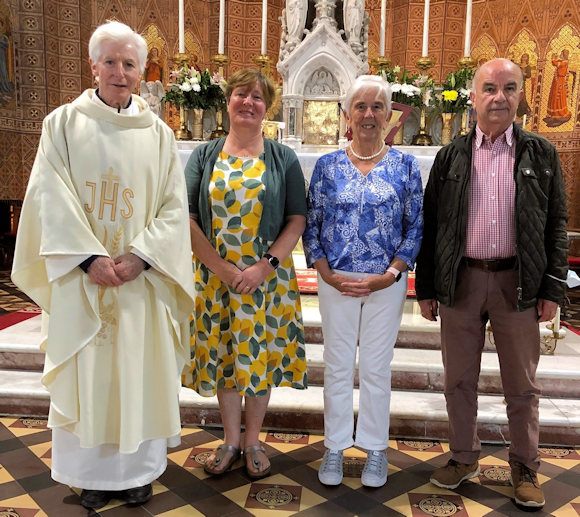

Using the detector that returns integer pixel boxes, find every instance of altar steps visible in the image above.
[1,311,579,445]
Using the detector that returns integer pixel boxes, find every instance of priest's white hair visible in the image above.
[342,75,392,117]
[89,20,147,74]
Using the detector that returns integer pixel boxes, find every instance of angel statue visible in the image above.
[140,80,165,118]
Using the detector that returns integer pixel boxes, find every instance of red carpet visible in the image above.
[296,269,416,297]
[561,321,580,336]
[0,309,41,330]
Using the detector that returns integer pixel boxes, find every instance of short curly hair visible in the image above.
[342,75,392,117]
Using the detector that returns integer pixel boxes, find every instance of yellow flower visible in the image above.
[442,90,458,101]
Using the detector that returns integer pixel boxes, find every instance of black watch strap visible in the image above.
[264,253,279,269]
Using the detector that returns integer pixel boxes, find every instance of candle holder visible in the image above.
[412,56,435,146]
[457,56,476,137]
[173,52,190,68]
[458,56,476,70]
[175,105,192,140]
[372,56,391,74]
[210,53,231,140]
[211,53,231,70]
[254,54,271,75]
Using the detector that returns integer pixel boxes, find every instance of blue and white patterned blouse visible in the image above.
[303,147,423,274]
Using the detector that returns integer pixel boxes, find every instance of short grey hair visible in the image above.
[472,58,524,91]
[89,20,147,74]
[342,75,392,117]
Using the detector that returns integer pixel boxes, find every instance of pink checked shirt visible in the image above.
[464,125,516,259]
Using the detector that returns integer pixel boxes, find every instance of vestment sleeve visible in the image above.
[12,111,109,310]
[128,131,195,318]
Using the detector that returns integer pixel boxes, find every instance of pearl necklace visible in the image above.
[349,142,386,161]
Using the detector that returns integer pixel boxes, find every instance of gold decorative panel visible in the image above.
[507,30,538,122]
[302,101,340,146]
[539,25,580,133]
[471,34,499,67]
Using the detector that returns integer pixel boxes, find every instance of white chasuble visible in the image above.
[12,90,195,456]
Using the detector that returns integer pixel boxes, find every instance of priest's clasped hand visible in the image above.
[87,254,146,286]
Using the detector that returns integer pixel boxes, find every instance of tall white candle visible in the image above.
[464,0,473,57]
[178,0,184,53]
[422,0,430,57]
[218,0,225,54]
[380,0,386,57]
[261,0,268,55]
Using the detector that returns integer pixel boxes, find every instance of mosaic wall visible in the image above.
[0,0,578,233]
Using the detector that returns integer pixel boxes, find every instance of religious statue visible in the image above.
[140,80,165,118]
[279,0,308,60]
[304,68,340,95]
[344,0,364,52]
[544,49,575,127]
[144,47,163,83]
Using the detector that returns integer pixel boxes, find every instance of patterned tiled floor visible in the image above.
[0,271,37,315]
[0,418,578,516]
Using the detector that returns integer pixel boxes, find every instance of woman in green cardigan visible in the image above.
[183,69,308,479]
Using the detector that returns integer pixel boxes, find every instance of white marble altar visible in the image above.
[176,141,440,188]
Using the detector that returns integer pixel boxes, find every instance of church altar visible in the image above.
[177,141,439,188]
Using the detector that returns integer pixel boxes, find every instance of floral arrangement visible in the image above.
[164,66,226,111]
[433,68,474,113]
[379,66,423,108]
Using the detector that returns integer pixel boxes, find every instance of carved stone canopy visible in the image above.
[277,0,368,151]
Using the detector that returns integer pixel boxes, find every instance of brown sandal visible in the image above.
[204,444,241,476]
[244,445,271,479]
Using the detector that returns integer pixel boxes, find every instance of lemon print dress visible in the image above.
[187,151,307,397]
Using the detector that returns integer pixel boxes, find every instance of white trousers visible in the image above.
[51,428,178,490]
[318,270,407,451]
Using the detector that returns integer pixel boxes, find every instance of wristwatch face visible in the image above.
[265,253,279,268]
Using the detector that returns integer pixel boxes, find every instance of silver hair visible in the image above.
[89,20,147,74]
[342,75,392,117]
[472,58,524,91]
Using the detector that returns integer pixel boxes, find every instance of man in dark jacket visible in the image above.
[415,58,568,510]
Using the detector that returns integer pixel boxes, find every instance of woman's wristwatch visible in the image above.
[264,253,279,269]
[386,266,402,282]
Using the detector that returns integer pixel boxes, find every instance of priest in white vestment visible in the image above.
[11,21,195,510]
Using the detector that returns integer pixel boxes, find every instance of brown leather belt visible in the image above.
[463,256,517,272]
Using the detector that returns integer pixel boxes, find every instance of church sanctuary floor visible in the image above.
[1,271,580,514]
[0,417,579,517]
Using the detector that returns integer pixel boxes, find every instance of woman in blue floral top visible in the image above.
[303,75,423,488]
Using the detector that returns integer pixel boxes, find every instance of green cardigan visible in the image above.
[184,137,307,241]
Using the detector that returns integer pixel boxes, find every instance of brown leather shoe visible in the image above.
[430,459,480,489]
[511,463,545,509]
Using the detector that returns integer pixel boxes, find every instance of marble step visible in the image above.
[2,315,579,398]
[1,369,578,446]
[305,344,580,398]
[3,341,578,398]
[0,315,44,371]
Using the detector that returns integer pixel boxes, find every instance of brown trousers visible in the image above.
[439,262,541,471]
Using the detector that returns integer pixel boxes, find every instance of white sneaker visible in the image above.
[361,450,388,487]
[318,449,343,485]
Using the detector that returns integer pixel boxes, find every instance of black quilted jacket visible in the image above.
[415,123,568,311]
